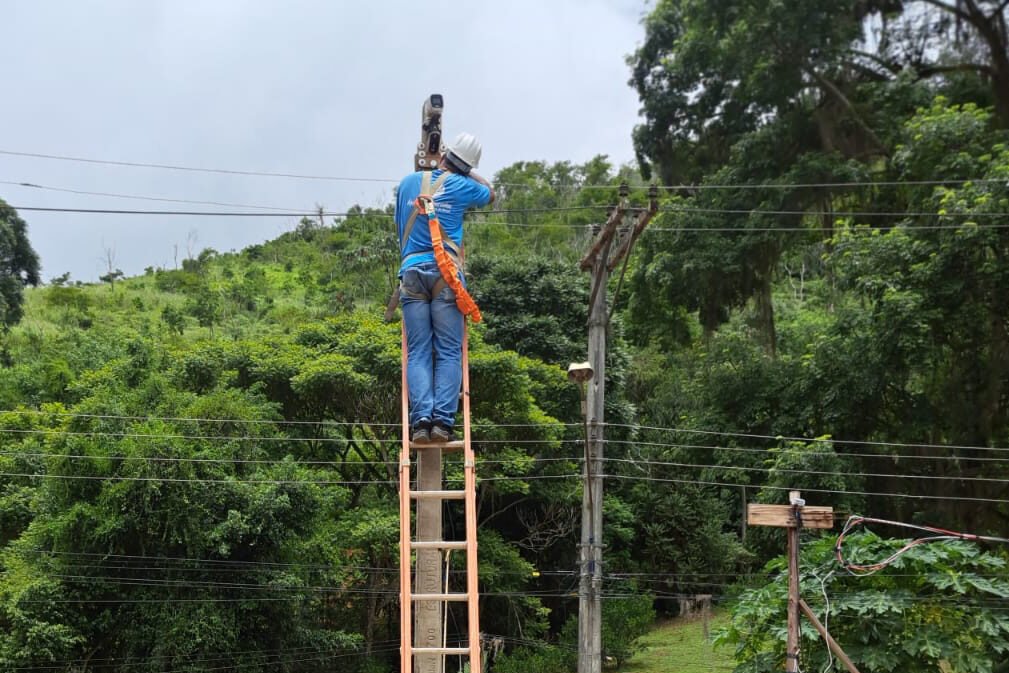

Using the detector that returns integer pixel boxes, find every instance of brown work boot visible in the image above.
[412,420,432,444]
[430,423,455,443]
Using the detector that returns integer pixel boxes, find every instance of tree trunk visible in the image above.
[755,272,777,358]
[971,3,1009,126]
[923,0,1009,126]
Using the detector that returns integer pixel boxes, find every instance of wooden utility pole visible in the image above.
[748,493,860,673]
[786,506,800,672]
[576,185,657,673]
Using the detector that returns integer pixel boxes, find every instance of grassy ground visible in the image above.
[618,612,734,673]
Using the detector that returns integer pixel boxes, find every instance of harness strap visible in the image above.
[416,195,482,323]
[400,171,451,254]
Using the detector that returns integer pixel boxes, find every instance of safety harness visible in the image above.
[399,171,482,323]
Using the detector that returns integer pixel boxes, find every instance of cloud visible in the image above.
[1,0,647,280]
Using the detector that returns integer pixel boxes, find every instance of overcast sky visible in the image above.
[1,1,650,281]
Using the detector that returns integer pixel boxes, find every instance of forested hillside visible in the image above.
[2,1,1009,672]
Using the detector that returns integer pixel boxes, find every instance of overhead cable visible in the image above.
[4,148,1006,191]
[3,468,1008,504]
[0,180,304,211]
[611,422,1009,454]
[835,515,1009,575]
[0,149,398,184]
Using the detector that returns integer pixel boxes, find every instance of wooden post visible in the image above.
[747,492,838,672]
[786,492,801,673]
[740,485,748,543]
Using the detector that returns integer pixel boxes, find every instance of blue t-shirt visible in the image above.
[396,169,492,276]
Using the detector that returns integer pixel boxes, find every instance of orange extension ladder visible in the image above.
[399,324,481,673]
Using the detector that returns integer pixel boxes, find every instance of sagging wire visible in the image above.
[835,515,1009,576]
[807,566,836,673]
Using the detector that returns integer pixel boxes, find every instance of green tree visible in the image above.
[0,200,41,329]
[98,268,124,289]
[629,0,883,184]
[160,305,186,335]
[185,286,221,335]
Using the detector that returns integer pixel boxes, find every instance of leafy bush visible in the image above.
[717,533,1009,673]
[556,592,654,668]
[492,643,573,673]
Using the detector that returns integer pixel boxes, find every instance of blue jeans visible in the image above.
[401,263,463,428]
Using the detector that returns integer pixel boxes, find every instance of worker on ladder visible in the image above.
[396,132,495,445]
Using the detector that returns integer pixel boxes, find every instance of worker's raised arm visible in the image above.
[468,171,495,204]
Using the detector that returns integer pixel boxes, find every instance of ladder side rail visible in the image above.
[462,325,482,673]
[399,327,413,672]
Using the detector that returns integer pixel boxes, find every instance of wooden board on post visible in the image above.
[747,504,834,529]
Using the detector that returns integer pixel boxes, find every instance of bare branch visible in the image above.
[963,0,983,17]
[917,62,996,76]
[514,504,578,552]
[918,0,973,22]
[805,67,890,157]
[847,49,902,75]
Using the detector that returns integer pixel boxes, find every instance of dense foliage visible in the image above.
[718,534,1009,673]
[2,1,1009,671]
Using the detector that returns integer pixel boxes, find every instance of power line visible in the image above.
[2,409,397,427]
[0,425,581,444]
[12,642,385,670]
[0,149,399,184]
[13,206,338,217]
[18,560,1009,597]
[0,470,581,486]
[665,177,1009,191]
[0,180,304,211]
[0,470,394,486]
[662,205,1009,219]
[836,514,1009,575]
[12,204,1009,235]
[602,455,1009,485]
[21,551,578,578]
[610,422,1009,454]
[11,204,606,217]
[7,410,1006,456]
[4,468,1008,505]
[609,437,1009,464]
[604,473,1009,504]
[14,647,402,673]
[0,449,581,467]
[646,222,1009,232]
[4,148,1005,191]
[3,409,576,429]
[15,644,394,672]
[2,446,1001,484]
[13,591,675,604]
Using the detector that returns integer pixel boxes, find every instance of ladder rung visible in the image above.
[411,490,466,500]
[411,540,467,550]
[409,439,465,452]
[411,592,469,602]
[412,647,470,655]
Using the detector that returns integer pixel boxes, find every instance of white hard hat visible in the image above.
[445,132,482,173]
